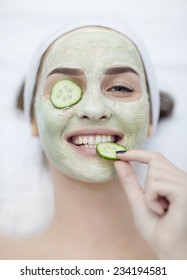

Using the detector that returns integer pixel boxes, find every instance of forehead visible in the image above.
[42,26,144,75]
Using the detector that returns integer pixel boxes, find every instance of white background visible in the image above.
[0,260,187,279]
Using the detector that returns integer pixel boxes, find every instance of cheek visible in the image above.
[35,97,74,142]
[112,96,150,148]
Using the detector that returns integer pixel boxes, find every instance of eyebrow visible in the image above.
[47,66,139,77]
[48,67,84,76]
[104,66,139,76]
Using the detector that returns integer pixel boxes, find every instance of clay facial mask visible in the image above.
[34,27,149,183]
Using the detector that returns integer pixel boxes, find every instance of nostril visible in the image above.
[81,115,89,119]
[100,115,108,119]
[76,103,111,120]
[80,114,110,120]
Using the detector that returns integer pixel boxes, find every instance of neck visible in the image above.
[43,161,157,259]
[48,161,136,239]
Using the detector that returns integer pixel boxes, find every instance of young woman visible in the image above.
[0,16,186,260]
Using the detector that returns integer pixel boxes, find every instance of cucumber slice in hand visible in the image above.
[96,142,127,160]
[50,79,83,109]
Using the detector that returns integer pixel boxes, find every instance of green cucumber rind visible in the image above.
[96,142,127,160]
[50,79,83,109]
[51,95,82,109]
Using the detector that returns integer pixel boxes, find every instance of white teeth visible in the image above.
[102,136,107,142]
[71,135,116,146]
[95,135,101,144]
[84,144,96,148]
[78,136,83,145]
[73,137,80,145]
[107,135,112,142]
[88,136,95,145]
[83,136,88,144]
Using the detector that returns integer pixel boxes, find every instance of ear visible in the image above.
[147,107,153,137]
[147,123,153,137]
[31,115,39,137]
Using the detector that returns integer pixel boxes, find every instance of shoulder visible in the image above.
[0,235,27,260]
[0,235,12,259]
[0,233,51,259]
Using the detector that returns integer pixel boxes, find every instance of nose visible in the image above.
[76,86,111,121]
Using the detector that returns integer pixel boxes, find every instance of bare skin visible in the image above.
[115,150,187,259]
[1,150,186,260]
[0,160,157,259]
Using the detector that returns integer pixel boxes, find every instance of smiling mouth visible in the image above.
[68,134,122,149]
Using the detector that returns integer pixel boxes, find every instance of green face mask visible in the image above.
[34,27,149,183]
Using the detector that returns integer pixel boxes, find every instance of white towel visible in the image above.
[0,110,54,235]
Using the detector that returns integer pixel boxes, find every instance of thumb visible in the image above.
[114,160,144,208]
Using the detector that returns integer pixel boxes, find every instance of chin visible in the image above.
[63,166,117,184]
[50,155,117,184]
[75,174,116,184]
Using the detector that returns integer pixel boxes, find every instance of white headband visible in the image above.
[24,15,159,132]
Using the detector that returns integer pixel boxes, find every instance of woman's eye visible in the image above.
[106,85,133,94]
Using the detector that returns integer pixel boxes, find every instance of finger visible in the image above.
[144,193,169,216]
[143,173,172,216]
[114,160,144,207]
[116,150,171,216]
[115,160,165,218]
[158,196,170,212]
[116,149,161,165]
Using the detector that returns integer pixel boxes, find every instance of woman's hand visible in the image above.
[114,150,187,259]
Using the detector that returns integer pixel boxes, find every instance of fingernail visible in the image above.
[116,150,126,154]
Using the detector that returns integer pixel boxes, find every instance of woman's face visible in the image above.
[34,27,150,183]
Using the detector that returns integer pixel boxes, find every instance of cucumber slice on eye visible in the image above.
[96,142,127,160]
[50,79,83,109]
